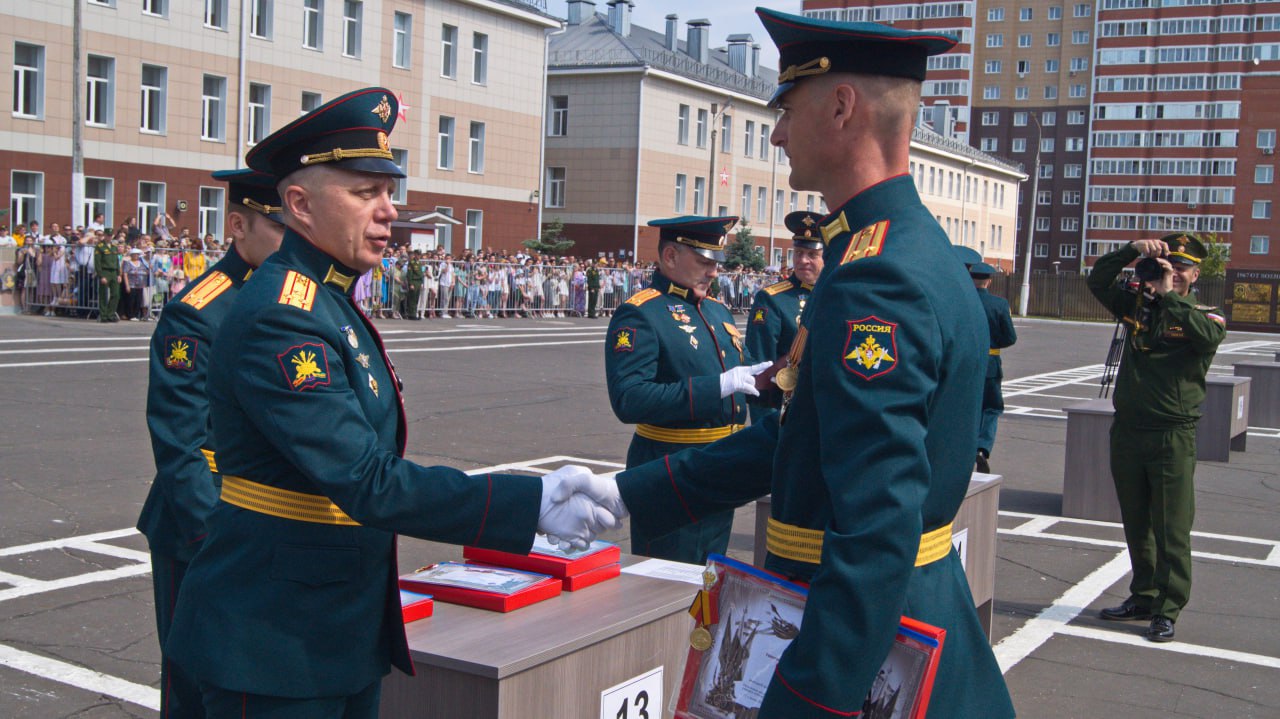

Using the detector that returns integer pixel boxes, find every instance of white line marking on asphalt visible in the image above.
[0,357,148,369]
[0,528,141,556]
[388,339,604,353]
[384,330,605,344]
[0,644,159,711]
[1056,624,1280,669]
[0,565,152,603]
[0,346,149,355]
[993,551,1133,673]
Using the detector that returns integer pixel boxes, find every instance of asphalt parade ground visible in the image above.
[0,312,1277,718]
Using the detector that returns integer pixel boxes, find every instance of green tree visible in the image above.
[723,221,765,271]
[1198,232,1229,279]
[523,218,576,257]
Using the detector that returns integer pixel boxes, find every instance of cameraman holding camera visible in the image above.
[1087,233,1226,642]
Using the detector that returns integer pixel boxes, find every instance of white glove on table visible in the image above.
[719,361,773,398]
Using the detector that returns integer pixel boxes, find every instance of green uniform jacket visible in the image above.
[745,275,811,415]
[978,288,1016,380]
[93,239,119,276]
[406,259,424,290]
[1086,245,1226,428]
[165,231,542,698]
[616,177,1013,718]
[587,265,601,290]
[605,272,747,560]
[138,248,254,560]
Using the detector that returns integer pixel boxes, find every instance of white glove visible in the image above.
[538,465,625,551]
[719,361,773,398]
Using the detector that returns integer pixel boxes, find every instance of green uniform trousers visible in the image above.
[200,679,380,718]
[1109,422,1197,620]
[151,554,205,719]
[405,287,420,318]
[98,276,120,320]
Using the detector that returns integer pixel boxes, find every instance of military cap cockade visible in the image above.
[245,87,405,179]
[969,262,996,278]
[212,169,284,226]
[757,7,958,107]
[649,215,739,262]
[1159,232,1208,267]
[952,245,983,269]
[785,211,825,250]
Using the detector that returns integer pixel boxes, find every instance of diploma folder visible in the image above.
[462,538,621,578]
[398,562,562,613]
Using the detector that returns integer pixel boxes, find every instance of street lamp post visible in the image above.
[707,100,733,216]
[1018,111,1042,317]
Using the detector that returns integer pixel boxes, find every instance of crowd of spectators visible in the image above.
[2,219,785,320]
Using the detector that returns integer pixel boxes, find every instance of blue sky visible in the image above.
[544,0,805,69]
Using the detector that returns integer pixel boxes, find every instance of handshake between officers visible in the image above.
[154,88,627,717]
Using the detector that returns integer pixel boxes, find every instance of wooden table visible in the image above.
[380,556,697,718]
[751,475,1003,638]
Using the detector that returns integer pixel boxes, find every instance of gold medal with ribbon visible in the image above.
[687,564,720,650]
[777,326,808,422]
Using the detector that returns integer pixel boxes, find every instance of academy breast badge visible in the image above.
[277,342,331,392]
[163,336,197,371]
[613,327,635,353]
[842,317,898,380]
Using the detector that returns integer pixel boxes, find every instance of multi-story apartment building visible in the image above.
[547,0,1021,264]
[3,0,557,253]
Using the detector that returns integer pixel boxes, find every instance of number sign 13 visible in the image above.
[599,666,662,719]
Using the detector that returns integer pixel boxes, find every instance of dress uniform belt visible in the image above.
[989,349,1001,356]
[766,518,954,567]
[220,475,360,526]
[201,448,218,473]
[634,423,744,444]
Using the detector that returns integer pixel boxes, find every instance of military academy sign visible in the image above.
[1225,268,1280,333]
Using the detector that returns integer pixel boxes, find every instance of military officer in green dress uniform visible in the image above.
[587,260,602,318]
[605,215,770,565]
[744,210,825,421]
[969,262,1017,473]
[94,232,121,321]
[1088,233,1225,643]
[405,250,424,320]
[139,168,286,718]
[163,88,620,717]
[583,10,1016,717]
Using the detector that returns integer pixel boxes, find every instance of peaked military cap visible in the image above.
[757,7,958,106]
[212,169,284,226]
[952,245,983,269]
[1159,232,1208,266]
[245,87,405,179]
[786,211,825,250]
[650,215,738,262]
[969,262,996,278]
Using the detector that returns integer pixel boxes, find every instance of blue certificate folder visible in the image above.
[674,554,945,719]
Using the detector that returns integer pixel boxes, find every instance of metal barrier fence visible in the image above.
[989,273,1226,321]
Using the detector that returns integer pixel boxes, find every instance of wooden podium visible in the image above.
[380,556,697,718]
[1198,375,1250,461]
[1062,398,1122,522]
[1234,361,1280,427]
[751,475,1003,638]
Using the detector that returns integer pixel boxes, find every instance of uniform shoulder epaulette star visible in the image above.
[625,288,661,307]
[277,270,317,311]
[764,280,794,296]
[181,271,233,311]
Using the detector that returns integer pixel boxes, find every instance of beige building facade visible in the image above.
[3,0,557,252]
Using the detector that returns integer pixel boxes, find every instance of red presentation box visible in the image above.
[400,590,434,623]
[463,539,621,579]
[399,562,562,613]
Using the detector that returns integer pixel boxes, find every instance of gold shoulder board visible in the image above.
[625,288,661,307]
[764,280,794,296]
[277,270,317,311]
[840,220,890,265]
[181,272,233,311]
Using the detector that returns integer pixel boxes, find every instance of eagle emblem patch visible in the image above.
[613,327,636,353]
[752,308,767,324]
[277,342,331,391]
[842,317,898,380]
[164,336,197,371]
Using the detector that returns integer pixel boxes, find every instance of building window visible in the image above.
[1038,190,1052,205]
[983,86,1000,100]
[1015,86,1029,100]
[1036,217,1050,232]
[84,177,112,227]
[201,75,225,141]
[137,181,165,233]
[1046,32,1060,46]
[465,210,483,251]
[988,8,1004,21]
[1074,3,1091,17]
[1069,84,1086,98]
[1042,111,1056,126]
[774,189,784,220]
[1256,165,1274,184]
[1065,164,1083,178]
[1016,60,1030,75]
[1258,129,1276,150]
[693,176,706,214]
[247,82,270,145]
[788,191,798,212]
[1072,30,1090,45]
[302,0,322,50]
[1013,112,1028,127]
[1018,33,1032,48]
[986,33,1003,48]
[198,186,223,241]
[1069,57,1089,73]
[1065,137,1085,152]
[342,1,362,58]
[301,91,321,114]
[441,24,457,78]
[741,184,752,221]
[86,55,114,127]
[437,116,454,170]
[140,64,166,134]
[1012,138,1027,153]
[1062,217,1081,232]
[1019,7,1033,21]
[390,149,408,203]
[721,114,732,153]
[674,174,687,213]
[677,104,690,145]
[548,96,568,136]
[757,187,767,222]
[251,0,272,39]
[1045,59,1059,73]
[435,206,453,251]
[1254,200,1272,219]
[143,0,167,17]
[760,124,770,160]
[980,137,998,152]
[472,32,488,85]
[468,121,485,174]
[744,120,755,158]
[393,12,412,69]
[205,0,227,29]
[1048,6,1062,20]
[1044,86,1058,100]
[1068,110,1086,125]
[982,111,999,126]
[1250,236,1270,254]
[985,59,1002,74]
[1039,164,1054,179]
[12,42,44,119]
[10,171,43,228]
[1063,191,1081,205]
[545,167,566,208]
[1034,243,1048,257]
[696,108,708,148]
[1060,244,1078,258]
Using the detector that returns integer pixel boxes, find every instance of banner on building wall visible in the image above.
[1224,268,1280,333]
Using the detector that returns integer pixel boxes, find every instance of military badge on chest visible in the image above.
[842,316,898,381]
[723,322,743,354]
[668,304,692,324]
[796,295,808,326]
[340,325,360,349]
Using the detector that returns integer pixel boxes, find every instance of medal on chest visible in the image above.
[339,325,360,349]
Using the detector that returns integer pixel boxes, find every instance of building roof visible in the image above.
[549,12,778,101]
[912,125,1026,178]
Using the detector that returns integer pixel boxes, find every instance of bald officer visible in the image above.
[744,210,825,421]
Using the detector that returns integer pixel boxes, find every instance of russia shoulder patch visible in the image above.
[163,336,198,372]
[842,316,898,380]
[277,342,331,391]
